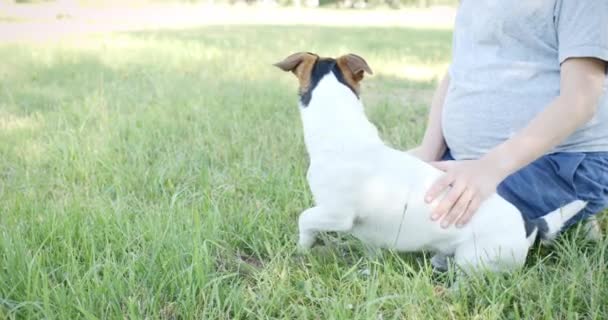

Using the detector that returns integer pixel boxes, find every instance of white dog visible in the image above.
[275,52,587,274]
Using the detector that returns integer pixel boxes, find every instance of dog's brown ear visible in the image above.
[336,54,373,96]
[337,53,373,82]
[274,52,312,72]
[274,52,318,93]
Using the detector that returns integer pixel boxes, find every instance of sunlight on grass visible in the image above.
[0,111,41,132]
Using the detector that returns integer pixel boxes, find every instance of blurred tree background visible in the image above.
[6,0,458,8]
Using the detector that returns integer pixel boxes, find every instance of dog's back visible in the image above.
[336,147,522,254]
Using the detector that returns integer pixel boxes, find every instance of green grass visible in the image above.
[0,24,606,319]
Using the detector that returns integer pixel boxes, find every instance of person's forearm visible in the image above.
[484,95,597,178]
[483,59,606,178]
[416,72,450,161]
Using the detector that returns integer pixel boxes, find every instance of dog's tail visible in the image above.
[524,200,588,246]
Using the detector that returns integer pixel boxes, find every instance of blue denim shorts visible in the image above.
[442,151,608,228]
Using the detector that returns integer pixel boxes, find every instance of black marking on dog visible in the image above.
[300,58,359,107]
[535,219,550,239]
[524,216,549,239]
[523,217,535,238]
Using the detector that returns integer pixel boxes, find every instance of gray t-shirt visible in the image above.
[443,0,608,160]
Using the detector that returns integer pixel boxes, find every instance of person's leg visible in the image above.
[497,152,608,233]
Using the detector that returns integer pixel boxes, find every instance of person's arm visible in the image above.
[426,57,607,228]
[408,72,450,162]
[485,58,606,178]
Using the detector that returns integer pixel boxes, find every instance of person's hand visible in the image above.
[425,159,507,228]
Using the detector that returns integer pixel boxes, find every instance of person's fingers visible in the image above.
[456,195,481,228]
[426,173,456,204]
[431,180,465,221]
[439,187,472,228]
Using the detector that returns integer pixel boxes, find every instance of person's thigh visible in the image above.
[441,150,608,228]
[496,152,608,228]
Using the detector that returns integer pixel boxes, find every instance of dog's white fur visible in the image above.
[296,68,586,273]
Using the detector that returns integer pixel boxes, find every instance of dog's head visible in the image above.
[274,52,373,107]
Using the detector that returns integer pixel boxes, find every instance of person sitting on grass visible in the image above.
[409,1,608,239]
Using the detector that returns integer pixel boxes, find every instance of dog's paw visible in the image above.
[297,234,315,253]
[296,244,311,254]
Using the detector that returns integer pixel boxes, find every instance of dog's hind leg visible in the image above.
[453,238,528,275]
[447,240,526,291]
[298,206,354,252]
